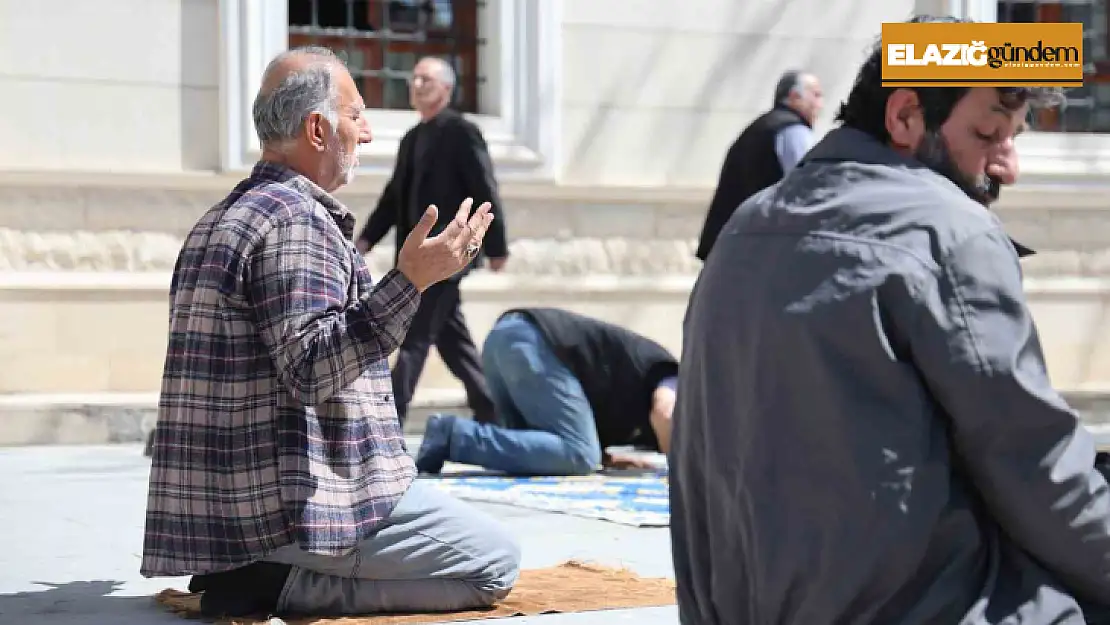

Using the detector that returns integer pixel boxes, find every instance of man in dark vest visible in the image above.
[413,308,678,476]
[695,70,823,261]
[356,56,508,427]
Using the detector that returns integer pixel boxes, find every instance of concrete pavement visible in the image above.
[5,388,1110,447]
[0,444,676,625]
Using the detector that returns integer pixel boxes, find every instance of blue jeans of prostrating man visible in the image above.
[443,312,602,475]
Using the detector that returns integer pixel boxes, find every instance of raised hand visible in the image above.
[396,197,494,292]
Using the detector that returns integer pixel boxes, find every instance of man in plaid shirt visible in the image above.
[141,46,520,618]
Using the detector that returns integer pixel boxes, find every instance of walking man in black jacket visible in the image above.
[356,56,508,426]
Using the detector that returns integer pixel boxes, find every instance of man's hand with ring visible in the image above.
[396,197,494,292]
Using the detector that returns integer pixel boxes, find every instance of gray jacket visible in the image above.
[670,127,1110,625]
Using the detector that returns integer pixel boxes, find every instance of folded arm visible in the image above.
[908,226,1110,600]
[249,206,420,405]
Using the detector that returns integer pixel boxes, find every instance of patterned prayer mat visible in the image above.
[425,472,669,527]
[154,560,676,625]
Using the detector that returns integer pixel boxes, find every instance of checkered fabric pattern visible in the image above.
[142,161,419,577]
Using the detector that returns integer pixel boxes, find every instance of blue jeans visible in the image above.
[263,481,520,615]
[446,312,602,475]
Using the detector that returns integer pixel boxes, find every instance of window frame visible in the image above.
[287,27,481,113]
[951,0,1110,178]
[218,0,562,180]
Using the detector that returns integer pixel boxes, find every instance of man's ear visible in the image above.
[885,88,924,150]
[303,111,329,151]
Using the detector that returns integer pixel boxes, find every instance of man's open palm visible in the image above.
[397,197,494,292]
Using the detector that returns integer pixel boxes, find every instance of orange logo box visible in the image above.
[881,21,1084,87]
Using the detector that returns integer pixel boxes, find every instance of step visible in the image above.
[0,390,471,447]
[2,389,1110,447]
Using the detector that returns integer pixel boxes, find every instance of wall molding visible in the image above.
[0,228,1107,279]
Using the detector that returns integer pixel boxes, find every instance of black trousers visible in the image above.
[392,279,495,426]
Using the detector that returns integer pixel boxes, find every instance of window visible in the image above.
[287,1,483,113]
[218,0,561,179]
[996,0,1110,132]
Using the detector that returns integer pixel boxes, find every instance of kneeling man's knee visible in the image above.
[471,527,522,604]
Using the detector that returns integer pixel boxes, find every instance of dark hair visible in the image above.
[835,15,1066,142]
[774,70,803,106]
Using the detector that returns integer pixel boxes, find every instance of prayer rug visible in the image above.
[153,560,675,625]
[424,472,669,527]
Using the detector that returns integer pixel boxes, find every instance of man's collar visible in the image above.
[250,161,357,238]
[1011,238,1036,258]
[799,127,921,169]
[420,106,456,125]
[799,130,1037,259]
[774,104,812,128]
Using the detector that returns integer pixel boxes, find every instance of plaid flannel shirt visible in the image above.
[141,161,419,577]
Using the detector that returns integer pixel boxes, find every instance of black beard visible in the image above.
[913,131,994,206]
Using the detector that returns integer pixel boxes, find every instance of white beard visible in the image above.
[330,134,358,186]
[339,147,356,185]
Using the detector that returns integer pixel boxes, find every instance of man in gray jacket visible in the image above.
[670,17,1110,625]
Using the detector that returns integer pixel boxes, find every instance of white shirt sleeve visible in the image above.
[773,124,814,172]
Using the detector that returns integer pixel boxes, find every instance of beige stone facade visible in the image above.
[1,0,1109,421]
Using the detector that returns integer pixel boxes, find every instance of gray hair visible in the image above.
[252,46,342,149]
[774,70,806,106]
[422,56,457,90]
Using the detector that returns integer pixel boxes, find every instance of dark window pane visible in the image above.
[287,0,481,113]
[316,1,351,29]
[289,0,313,26]
[431,0,454,29]
[389,0,423,30]
[997,0,1109,133]
[383,79,411,109]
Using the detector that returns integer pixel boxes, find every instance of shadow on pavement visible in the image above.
[0,580,178,624]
